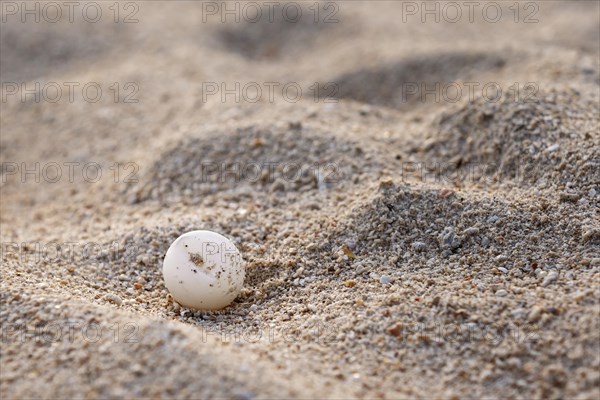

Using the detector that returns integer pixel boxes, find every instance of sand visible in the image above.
[1,1,599,399]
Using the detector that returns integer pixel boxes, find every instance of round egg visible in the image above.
[162,230,245,310]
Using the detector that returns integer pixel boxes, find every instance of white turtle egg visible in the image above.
[162,230,245,310]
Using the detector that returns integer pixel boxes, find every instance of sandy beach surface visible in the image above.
[1,1,599,398]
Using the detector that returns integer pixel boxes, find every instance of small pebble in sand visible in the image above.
[542,271,558,287]
[104,293,123,305]
[495,289,508,297]
[379,275,391,285]
[411,241,426,251]
[163,230,245,310]
[495,255,508,263]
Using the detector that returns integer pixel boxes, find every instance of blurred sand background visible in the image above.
[1,1,599,398]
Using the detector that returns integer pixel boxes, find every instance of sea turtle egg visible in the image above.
[162,230,245,310]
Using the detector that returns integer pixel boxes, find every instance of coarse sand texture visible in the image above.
[1,2,599,399]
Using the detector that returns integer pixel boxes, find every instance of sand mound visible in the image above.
[0,19,126,82]
[422,90,600,192]
[329,52,505,108]
[129,125,373,204]
[334,181,599,265]
[1,286,347,399]
[217,7,336,60]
